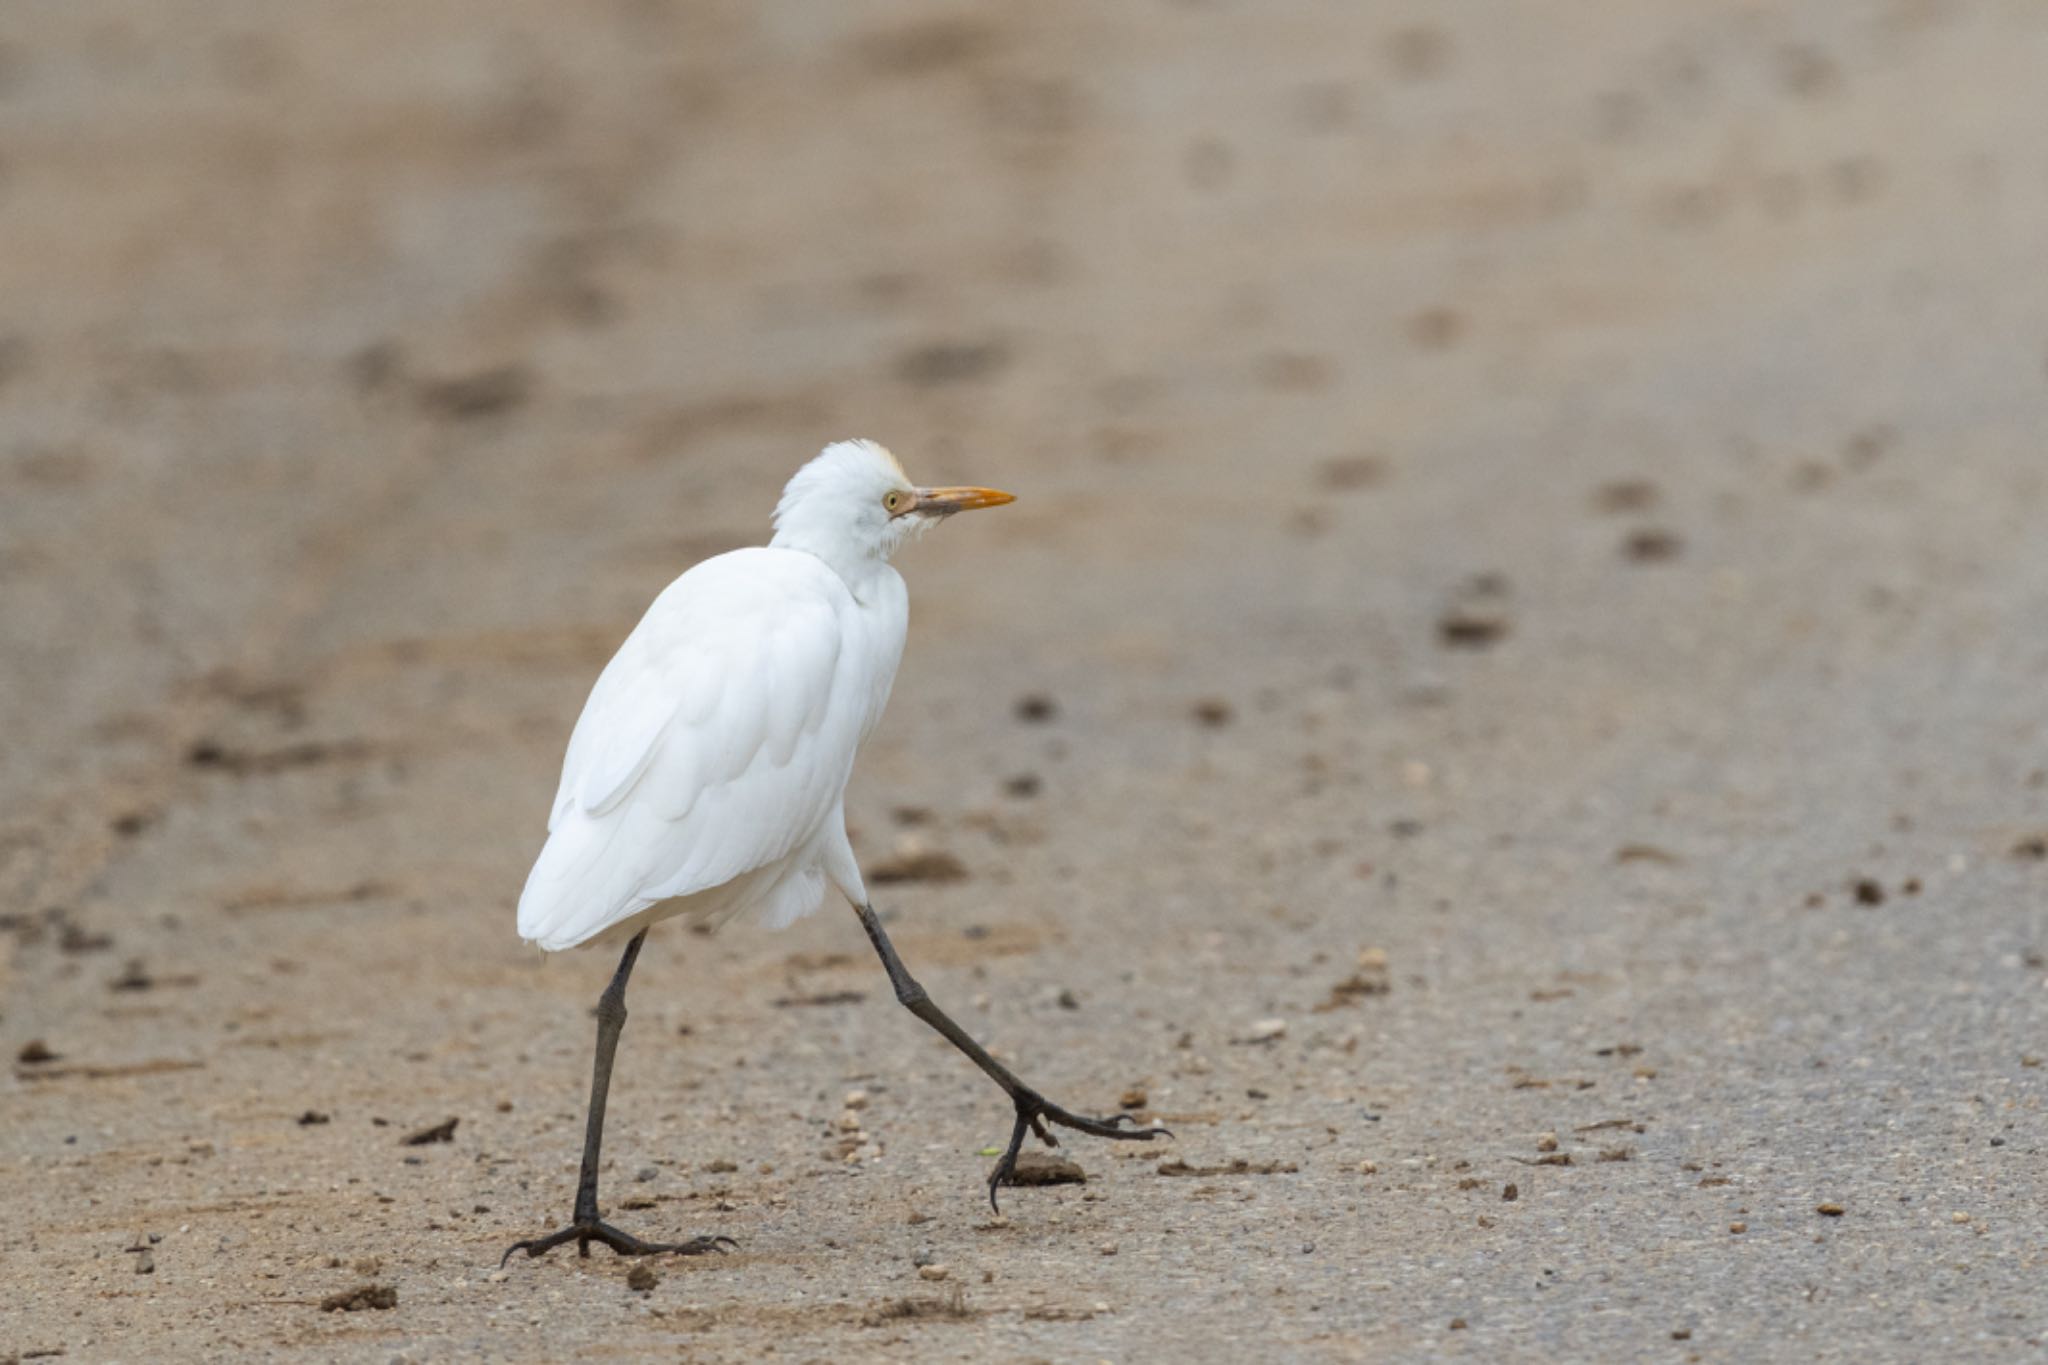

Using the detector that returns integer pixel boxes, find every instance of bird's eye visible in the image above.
[883,490,907,514]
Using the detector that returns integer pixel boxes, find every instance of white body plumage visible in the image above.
[516,440,1010,951]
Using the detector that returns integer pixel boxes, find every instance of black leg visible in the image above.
[501,930,736,1267]
[856,903,1168,1210]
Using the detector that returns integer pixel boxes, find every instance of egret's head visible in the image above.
[771,439,1014,569]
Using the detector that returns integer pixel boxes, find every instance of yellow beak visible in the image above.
[915,485,1017,515]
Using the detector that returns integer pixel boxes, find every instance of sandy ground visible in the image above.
[4,2,2048,1360]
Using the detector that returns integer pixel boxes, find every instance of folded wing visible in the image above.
[517,549,861,950]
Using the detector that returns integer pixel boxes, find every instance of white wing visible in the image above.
[517,547,878,950]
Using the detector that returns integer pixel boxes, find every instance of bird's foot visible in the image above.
[499,1219,735,1268]
[987,1089,1171,1210]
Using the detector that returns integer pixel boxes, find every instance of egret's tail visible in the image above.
[516,812,652,952]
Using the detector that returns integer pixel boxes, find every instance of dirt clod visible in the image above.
[1318,455,1388,490]
[1593,479,1659,513]
[1158,1158,1297,1177]
[626,1264,659,1293]
[773,989,867,1008]
[1315,969,1391,1011]
[1406,307,1464,349]
[1437,607,1508,648]
[867,848,968,885]
[320,1283,397,1312]
[1009,1152,1086,1186]
[59,922,113,953]
[895,340,1009,387]
[399,1117,458,1146]
[1574,1117,1646,1132]
[109,960,155,992]
[1622,528,1683,562]
[861,1288,976,1326]
[415,365,530,420]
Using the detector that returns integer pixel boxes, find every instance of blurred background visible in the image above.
[4,3,2046,1359]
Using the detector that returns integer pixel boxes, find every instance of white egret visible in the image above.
[502,439,1164,1265]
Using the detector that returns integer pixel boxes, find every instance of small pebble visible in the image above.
[626,1263,659,1293]
[1249,1018,1288,1042]
[1356,1160,1378,1175]
[1098,1242,1119,1256]
[1816,1202,1845,1217]
[843,1089,869,1110]
[1536,1132,1558,1153]
[1729,1222,1747,1234]
[918,1264,950,1282]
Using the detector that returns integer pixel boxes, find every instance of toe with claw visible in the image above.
[987,1090,1171,1209]
[500,1221,735,1269]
